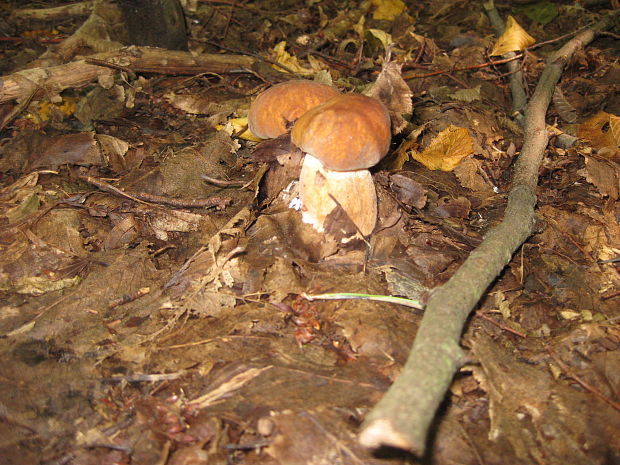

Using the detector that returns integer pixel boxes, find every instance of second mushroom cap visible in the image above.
[291,93,391,171]
[248,80,341,140]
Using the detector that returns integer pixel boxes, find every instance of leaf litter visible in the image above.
[0,0,619,464]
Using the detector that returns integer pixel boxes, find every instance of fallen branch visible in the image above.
[0,46,257,104]
[10,0,95,22]
[25,0,125,69]
[79,175,232,209]
[358,13,617,454]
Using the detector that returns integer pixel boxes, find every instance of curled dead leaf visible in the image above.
[490,16,535,56]
[365,61,413,135]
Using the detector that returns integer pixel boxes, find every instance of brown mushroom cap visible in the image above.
[291,94,391,171]
[248,80,341,140]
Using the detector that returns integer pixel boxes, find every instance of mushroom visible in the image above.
[247,80,341,140]
[291,93,391,238]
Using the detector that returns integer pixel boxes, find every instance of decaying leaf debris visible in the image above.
[0,1,619,464]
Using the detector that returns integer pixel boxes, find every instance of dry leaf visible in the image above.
[366,28,393,53]
[454,157,493,192]
[552,86,578,123]
[216,116,262,141]
[490,16,536,56]
[578,112,620,150]
[149,210,203,241]
[164,92,234,116]
[14,275,81,296]
[410,125,474,171]
[5,192,40,223]
[449,85,481,103]
[584,155,620,199]
[271,41,323,76]
[389,174,427,208]
[32,132,101,169]
[365,61,413,134]
[371,0,406,21]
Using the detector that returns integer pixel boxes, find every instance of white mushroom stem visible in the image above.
[298,154,378,237]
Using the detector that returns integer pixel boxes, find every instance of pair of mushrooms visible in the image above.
[248,80,391,238]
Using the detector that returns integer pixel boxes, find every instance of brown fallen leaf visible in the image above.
[365,61,413,135]
[389,174,427,209]
[584,152,620,199]
[454,157,494,193]
[578,111,620,150]
[31,132,101,169]
[410,125,474,171]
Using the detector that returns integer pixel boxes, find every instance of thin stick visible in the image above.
[475,311,526,338]
[79,176,232,209]
[302,292,424,311]
[201,173,247,187]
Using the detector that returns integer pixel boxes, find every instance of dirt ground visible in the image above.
[0,0,619,464]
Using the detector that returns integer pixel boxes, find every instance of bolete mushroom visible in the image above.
[291,93,391,238]
[248,80,341,140]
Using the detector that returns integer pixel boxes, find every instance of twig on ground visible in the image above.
[201,174,247,187]
[475,311,526,338]
[79,175,232,209]
[358,13,617,454]
[302,292,424,311]
[402,53,524,80]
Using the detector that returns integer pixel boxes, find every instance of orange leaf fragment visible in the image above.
[578,111,620,151]
[410,125,474,171]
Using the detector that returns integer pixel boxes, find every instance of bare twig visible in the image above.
[475,311,526,338]
[402,53,524,80]
[358,14,617,454]
[108,287,151,309]
[79,176,232,209]
[201,173,247,187]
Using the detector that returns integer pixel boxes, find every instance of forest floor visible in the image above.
[0,0,619,464]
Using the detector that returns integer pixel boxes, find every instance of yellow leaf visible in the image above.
[490,16,535,56]
[216,116,262,141]
[410,125,474,171]
[559,309,580,320]
[366,29,393,53]
[271,41,317,76]
[371,0,405,21]
[27,97,77,122]
[353,15,365,37]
